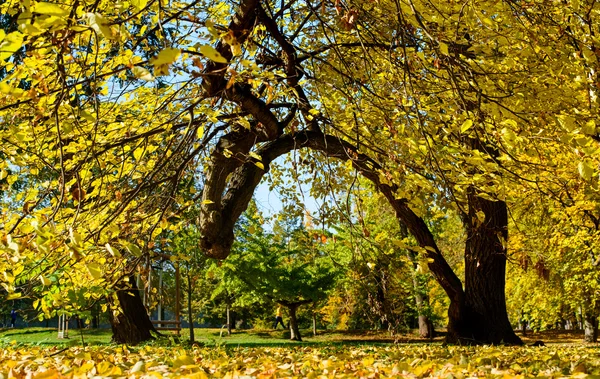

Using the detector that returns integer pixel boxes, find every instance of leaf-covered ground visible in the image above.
[0,343,599,378]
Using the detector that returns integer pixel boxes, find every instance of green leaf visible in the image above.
[200,45,228,63]
[126,243,143,257]
[460,119,473,133]
[33,2,69,16]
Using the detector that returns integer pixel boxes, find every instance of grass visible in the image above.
[0,326,590,348]
[0,326,436,347]
[0,327,112,346]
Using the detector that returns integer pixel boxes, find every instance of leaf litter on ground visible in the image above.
[0,344,599,378]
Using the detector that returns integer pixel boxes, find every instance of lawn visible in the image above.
[0,326,590,347]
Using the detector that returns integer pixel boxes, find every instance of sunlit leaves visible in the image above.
[578,161,594,181]
[132,66,154,81]
[199,45,228,63]
[32,2,69,17]
[0,32,24,61]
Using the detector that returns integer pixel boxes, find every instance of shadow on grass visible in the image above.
[0,328,53,336]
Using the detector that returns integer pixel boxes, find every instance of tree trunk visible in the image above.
[584,314,598,342]
[288,304,301,341]
[445,193,522,345]
[226,302,232,336]
[312,304,317,337]
[187,270,195,343]
[109,278,156,345]
[403,231,435,339]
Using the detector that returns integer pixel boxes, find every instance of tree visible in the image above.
[2,0,600,345]
[217,207,337,341]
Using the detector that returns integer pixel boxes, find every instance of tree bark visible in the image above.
[187,270,195,343]
[445,192,522,345]
[403,224,435,339]
[108,278,156,345]
[312,307,317,337]
[584,314,598,342]
[226,302,232,336]
[288,304,301,341]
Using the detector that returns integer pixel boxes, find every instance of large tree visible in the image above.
[1,0,598,344]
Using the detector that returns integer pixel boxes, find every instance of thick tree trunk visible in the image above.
[584,314,598,342]
[288,304,301,341]
[109,279,156,345]
[445,193,522,345]
[187,271,195,343]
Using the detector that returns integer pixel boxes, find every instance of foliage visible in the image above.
[216,207,338,310]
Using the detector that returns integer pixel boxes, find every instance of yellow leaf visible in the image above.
[460,119,473,133]
[132,66,154,81]
[32,2,69,16]
[86,263,103,280]
[105,243,120,257]
[130,0,148,11]
[254,161,265,170]
[231,43,242,56]
[7,292,22,300]
[32,369,59,379]
[133,147,144,160]
[39,275,51,286]
[439,42,449,55]
[69,227,82,246]
[197,126,205,140]
[201,199,214,205]
[199,45,228,63]
[0,32,24,61]
[578,161,594,181]
[173,355,195,368]
[85,13,115,39]
[152,48,181,66]
[249,151,262,161]
[130,361,145,373]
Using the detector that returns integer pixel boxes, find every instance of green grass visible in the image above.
[0,326,434,347]
[0,327,589,348]
[0,327,112,346]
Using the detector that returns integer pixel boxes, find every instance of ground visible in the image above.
[0,328,598,378]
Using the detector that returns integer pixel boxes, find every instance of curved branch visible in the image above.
[199,131,464,301]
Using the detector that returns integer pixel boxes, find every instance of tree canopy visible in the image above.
[1,0,600,344]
